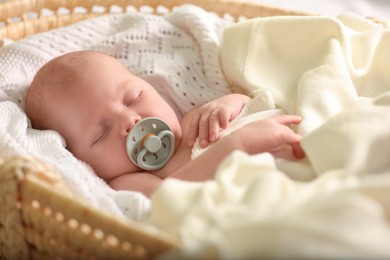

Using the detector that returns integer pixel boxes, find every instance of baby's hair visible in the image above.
[25,50,108,130]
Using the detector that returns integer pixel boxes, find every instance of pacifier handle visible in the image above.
[137,130,175,170]
[126,117,175,171]
[141,133,161,153]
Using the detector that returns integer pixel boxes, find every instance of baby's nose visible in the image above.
[122,115,141,136]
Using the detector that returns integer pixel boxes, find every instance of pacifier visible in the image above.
[126,117,175,171]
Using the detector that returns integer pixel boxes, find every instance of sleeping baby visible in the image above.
[24,50,305,197]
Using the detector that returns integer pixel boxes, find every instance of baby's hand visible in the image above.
[187,94,250,148]
[237,114,305,159]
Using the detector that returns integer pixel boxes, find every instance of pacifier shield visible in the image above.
[126,117,175,171]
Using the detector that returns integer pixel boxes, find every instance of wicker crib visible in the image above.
[0,0,384,259]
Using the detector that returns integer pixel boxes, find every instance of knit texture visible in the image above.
[146,13,390,258]
[0,5,231,220]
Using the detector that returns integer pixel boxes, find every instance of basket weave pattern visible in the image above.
[0,157,179,259]
[0,0,306,43]
[2,0,386,259]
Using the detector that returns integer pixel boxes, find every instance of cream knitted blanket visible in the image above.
[146,13,390,258]
[0,5,230,220]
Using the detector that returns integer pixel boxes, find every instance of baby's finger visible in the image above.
[198,114,211,147]
[290,141,306,159]
[209,110,220,143]
[219,108,231,129]
[274,115,302,125]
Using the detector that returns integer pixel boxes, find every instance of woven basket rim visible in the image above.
[0,0,388,259]
[1,0,387,45]
[0,0,312,43]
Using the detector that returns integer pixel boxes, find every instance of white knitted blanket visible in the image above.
[0,5,231,220]
[146,13,390,258]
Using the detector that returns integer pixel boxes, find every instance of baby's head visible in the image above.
[25,50,181,181]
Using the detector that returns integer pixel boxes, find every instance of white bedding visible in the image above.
[1,1,390,258]
[0,5,229,220]
[145,12,390,258]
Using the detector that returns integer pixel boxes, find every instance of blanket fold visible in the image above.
[146,13,390,258]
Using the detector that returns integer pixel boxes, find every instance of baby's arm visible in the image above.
[170,114,304,182]
[232,114,305,158]
[186,93,250,148]
[110,115,304,197]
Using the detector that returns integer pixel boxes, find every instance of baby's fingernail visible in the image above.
[200,140,207,147]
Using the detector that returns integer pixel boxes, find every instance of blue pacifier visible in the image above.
[126,117,175,171]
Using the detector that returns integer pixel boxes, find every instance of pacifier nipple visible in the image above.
[126,117,175,171]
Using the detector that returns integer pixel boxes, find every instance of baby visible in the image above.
[24,50,304,197]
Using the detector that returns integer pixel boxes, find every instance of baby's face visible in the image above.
[48,53,181,181]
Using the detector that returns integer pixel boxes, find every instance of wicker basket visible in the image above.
[0,0,311,44]
[0,1,306,258]
[0,0,384,259]
[0,156,183,259]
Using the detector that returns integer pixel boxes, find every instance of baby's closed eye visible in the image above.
[92,124,110,146]
[125,90,143,107]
